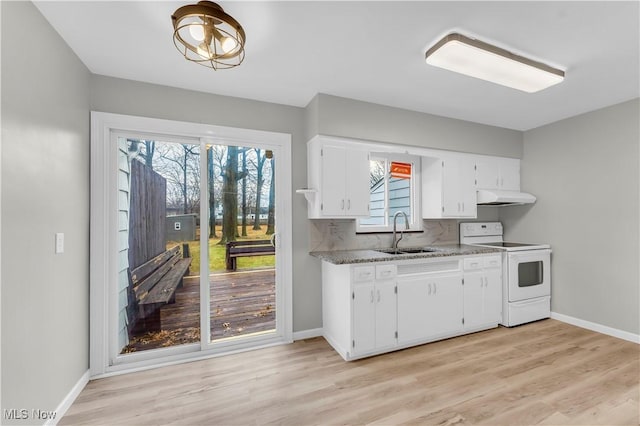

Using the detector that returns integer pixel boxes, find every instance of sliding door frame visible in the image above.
[90,112,293,378]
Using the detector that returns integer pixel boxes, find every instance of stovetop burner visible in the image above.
[459,222,551,251]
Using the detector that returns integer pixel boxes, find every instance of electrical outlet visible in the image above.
[55,233,64,254]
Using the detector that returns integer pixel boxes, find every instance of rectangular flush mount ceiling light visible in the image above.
[425,33,565,93]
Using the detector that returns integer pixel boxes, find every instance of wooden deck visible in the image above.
[123,269,275,353]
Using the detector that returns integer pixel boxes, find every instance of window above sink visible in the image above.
[357,153,422,234]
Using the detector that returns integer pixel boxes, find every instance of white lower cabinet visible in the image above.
[397,272,463,344]
[322,254,502,361]
[352,279,397,354]
[463,256,502,330]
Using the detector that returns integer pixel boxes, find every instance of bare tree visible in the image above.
[153,144,200,214]
[241,148,248,237]
[126,139,155,169]
[207,146,217,238]
[219,146,247,244]
[144,140,155,169]
[266,157,275,235]
[370,159,385,187]
[251,149,267,230]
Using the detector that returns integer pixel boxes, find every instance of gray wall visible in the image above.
[315,94,523,158]
[501,99,640,334]
[1,1,90,422]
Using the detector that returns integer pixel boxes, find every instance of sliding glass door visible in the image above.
[90,112,292,376]
[202,144,277,344]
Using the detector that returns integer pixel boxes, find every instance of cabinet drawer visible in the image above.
[463,257,483,271]
[353,266,375,282]
[483,255,502,269]
[376,264,397,280]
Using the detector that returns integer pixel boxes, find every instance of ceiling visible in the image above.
[35,1,639,131]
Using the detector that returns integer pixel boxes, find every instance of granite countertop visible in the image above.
[310,244,502,265]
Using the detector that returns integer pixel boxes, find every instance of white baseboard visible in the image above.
[293,328,323,341]
[551,312,639,344]
[46,369,89,426]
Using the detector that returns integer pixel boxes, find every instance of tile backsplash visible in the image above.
[309,219,459,251]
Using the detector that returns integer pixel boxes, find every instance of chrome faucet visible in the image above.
[392,211,409,251]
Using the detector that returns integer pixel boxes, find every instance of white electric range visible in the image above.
[460,222,552,327]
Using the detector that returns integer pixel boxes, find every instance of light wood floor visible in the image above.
[62,320,639,425]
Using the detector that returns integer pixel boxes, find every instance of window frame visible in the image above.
[356,153,422,233]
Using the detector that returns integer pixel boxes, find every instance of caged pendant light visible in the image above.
[172,1,246,70]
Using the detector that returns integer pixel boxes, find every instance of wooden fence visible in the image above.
[128,159,167,271]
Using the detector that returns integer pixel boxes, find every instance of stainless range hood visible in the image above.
[477,189,536,206]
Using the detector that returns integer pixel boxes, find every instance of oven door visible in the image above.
[507,249,551,302]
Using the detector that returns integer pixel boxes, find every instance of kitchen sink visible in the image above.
[375,248,438,255]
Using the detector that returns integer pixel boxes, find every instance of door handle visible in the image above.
[269,233,277,248]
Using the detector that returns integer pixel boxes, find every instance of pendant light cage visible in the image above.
[172,1,246,70]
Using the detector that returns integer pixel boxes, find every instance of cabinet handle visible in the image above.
[496,177,499,186]
[377,289,381,302]
[341,199,345,210]
[461,202,465,212]
[428,283,432,295]
[501,177,504,187]
[347,199,351,210]
[370,290,374,303]
[434,283,437,294]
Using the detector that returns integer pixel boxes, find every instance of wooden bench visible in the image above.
[226,240,275,271]
[130,246,192,332]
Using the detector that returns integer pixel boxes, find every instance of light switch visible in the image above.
[55,233,64,254]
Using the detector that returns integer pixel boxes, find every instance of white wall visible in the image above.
[1,1,90,422]
[501,99,640,335]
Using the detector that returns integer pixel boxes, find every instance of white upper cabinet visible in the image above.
[475,156,521,191]
[422,156,477,218]
[306,136,370,218]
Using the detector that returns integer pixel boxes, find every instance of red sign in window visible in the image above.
[390,162,412,179]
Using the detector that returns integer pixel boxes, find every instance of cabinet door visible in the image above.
[441,160,461,216]
[352,283,375,354]
[484,269,502,324]
[463,271,484,329]
[498,159,520,191]
[397,276,429,344]
[425,273,464,336]
[475,158,500,190]
[458,159,477,217]
[442,158,476,218]
[375,280,397,349]
[321,146,347,216]
[344,149,370,216]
